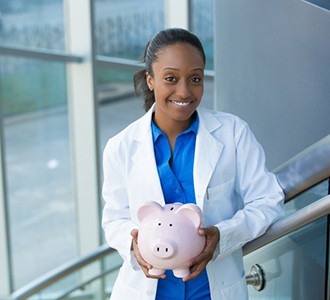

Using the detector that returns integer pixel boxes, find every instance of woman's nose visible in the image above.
[176,81,191,99]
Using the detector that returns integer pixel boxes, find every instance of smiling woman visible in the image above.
[101,28,284,300]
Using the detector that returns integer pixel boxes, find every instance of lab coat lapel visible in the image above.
[194,109,224,209]
[130,107,165,205]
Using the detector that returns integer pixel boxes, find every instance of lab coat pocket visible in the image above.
[207,178,234,198]
[203,179,235,225]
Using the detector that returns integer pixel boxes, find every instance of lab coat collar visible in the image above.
[131,103,225,208]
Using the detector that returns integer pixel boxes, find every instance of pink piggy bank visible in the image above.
[137,201,205,278]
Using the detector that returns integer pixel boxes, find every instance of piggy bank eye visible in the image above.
[169,224,173,227]
[158,223,161,226]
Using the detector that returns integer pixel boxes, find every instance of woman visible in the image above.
[102,28,284,300]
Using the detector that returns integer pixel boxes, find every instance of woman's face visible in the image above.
[146,43,205,130]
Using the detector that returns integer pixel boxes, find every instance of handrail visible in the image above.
[274,134,330,202]
[54,266,119,300]
[243,194,330,255]
[11,244,115,300]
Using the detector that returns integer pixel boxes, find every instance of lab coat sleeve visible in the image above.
[214,120,284,260]
[101,139,140,270]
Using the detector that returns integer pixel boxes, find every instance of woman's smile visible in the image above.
[169,100,194,107]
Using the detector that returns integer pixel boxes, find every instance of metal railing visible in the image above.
[275,134,330,202]
[10,134,330,299]
[11,244,117,300]
[243,194,330,256]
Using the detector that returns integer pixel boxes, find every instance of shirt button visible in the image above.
[146,290,153,295]
[175,188,180,193]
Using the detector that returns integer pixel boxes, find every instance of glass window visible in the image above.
[0,56,77,289]
[94,0,164,60]
[0,0,65,50]
[94,0,165,163]
[190,0,214,70]
[97,66,145,151]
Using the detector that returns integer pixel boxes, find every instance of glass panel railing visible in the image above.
[245,216,327,299]
[244,180,329,299]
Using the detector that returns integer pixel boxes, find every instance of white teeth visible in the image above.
[172,101,191,106]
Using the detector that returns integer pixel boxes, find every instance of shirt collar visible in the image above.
[151,113,199,142]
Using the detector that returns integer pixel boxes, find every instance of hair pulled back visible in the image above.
[133,28,206,112]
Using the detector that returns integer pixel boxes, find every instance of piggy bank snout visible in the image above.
[152,241,175,259]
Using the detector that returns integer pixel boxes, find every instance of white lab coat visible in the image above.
[102,104,284,300]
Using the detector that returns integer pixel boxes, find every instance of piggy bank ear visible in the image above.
[175,204,202,228]
[137,201,163,223]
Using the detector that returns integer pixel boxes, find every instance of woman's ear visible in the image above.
[146,72,154,91]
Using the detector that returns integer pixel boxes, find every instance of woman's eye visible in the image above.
[165,76,176,82]
[191,77,202,83]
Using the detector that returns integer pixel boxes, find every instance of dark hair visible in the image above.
[134,28,206,112]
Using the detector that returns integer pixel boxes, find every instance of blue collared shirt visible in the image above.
[151,114,211,300]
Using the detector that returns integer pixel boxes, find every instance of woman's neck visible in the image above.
[153,112,196,152]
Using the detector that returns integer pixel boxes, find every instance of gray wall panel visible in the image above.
[214,0,330,169]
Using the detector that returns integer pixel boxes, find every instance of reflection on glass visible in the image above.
[0,56,76,289]
[94,0,164,60]
[0,0,64,50]
[190,0,214,70]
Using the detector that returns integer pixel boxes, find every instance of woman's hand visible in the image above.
[130,229,166,279]
[183,226,220,282]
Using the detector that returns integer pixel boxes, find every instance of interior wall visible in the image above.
[214,0,330,169]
